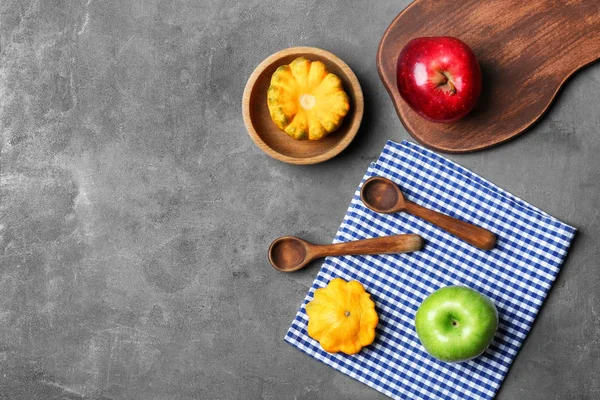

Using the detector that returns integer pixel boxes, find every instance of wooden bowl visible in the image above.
[242,47,364,165]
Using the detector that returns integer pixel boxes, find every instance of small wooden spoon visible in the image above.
[268,234,424,272]
[360,176,496,250]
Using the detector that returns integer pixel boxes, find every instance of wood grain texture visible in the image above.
[242,47,364,164]
[403,201,497,250]
[310,234,424,258]
[378,0,600,153]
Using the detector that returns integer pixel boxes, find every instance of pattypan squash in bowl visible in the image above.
[267,57,351,140]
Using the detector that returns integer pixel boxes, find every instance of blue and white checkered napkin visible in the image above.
[285,140,576,400]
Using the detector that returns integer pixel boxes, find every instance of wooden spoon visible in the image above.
[360,176,496,250]
[268,234,424,272]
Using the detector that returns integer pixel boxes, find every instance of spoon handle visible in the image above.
[313,234,424,258]
[404,201,496,250]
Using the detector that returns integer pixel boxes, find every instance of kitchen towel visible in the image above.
[285,140,576,400]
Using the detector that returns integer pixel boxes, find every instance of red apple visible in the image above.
[396,36,482,123]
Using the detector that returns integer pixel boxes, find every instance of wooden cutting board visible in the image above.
[377,0,600,153]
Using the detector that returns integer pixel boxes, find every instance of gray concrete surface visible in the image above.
[0,0,598,399]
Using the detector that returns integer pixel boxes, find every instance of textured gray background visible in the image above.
[0,0,598,399]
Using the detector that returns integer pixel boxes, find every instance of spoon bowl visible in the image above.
[360,176,405,213]
[268,236,311,272]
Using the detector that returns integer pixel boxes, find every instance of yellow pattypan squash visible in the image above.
[306,278,378,355]
[267,57,350,140]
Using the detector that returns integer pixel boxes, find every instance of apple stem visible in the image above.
[431,71,456,95]
[445,77,456,95]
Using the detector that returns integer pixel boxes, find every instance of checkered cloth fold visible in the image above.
[285,140,576,400]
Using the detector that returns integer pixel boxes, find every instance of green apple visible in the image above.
[415,286,498,363]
